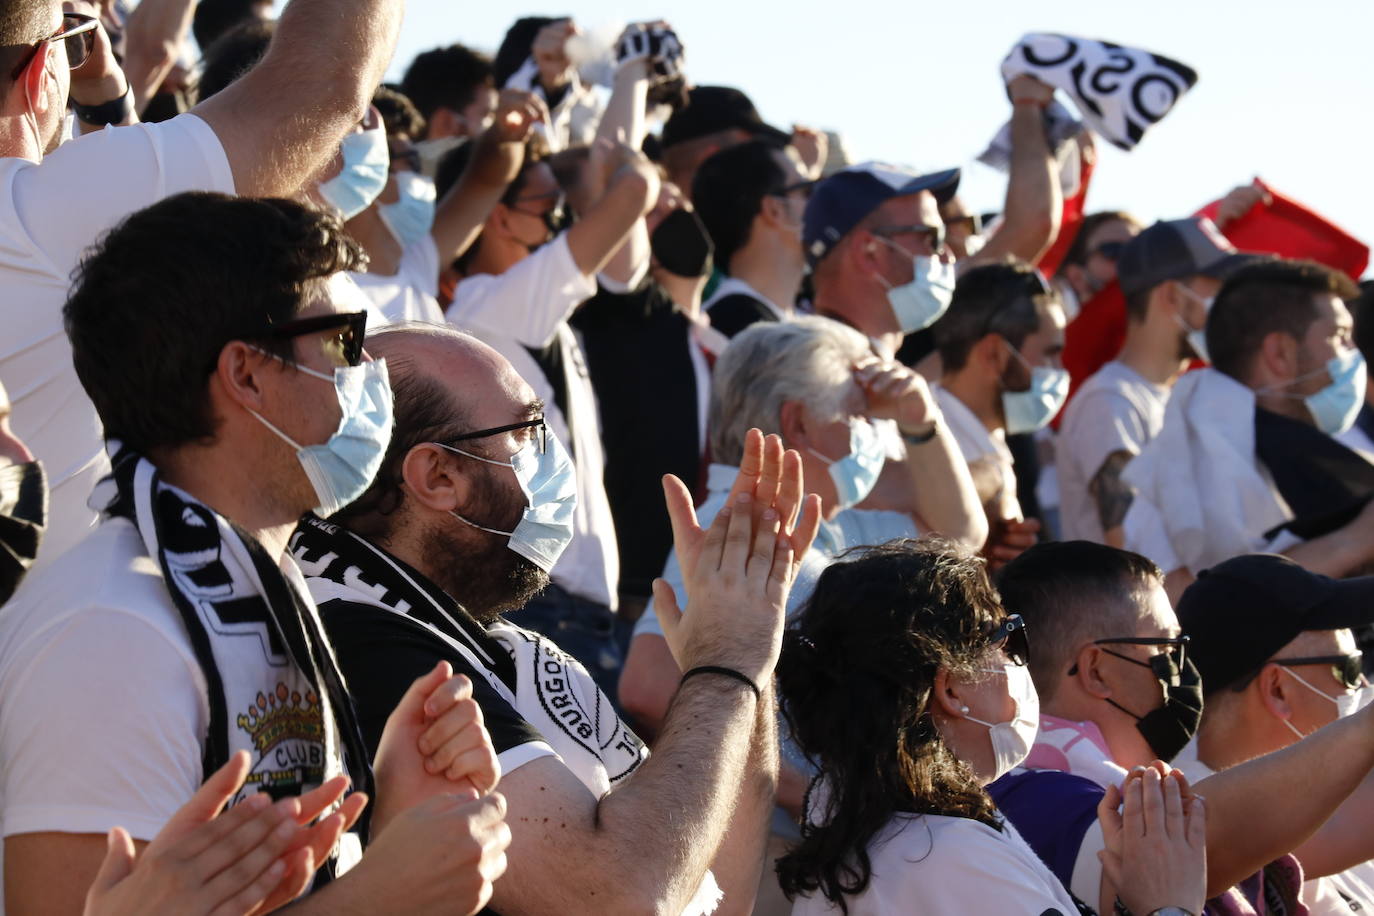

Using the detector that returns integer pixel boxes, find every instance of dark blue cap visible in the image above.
[802,162,961,268]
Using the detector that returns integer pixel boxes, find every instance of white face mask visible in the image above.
[1173,285,1213,363]
[1281,666,1363,740]
[963,662,1040,781]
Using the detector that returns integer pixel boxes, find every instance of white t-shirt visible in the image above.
[790,813,1081,915]
[1058,360,1170,543]
[349,234,444,325]
[446,235,619,609]
[0,115,234,569]
[933,383,1021,519]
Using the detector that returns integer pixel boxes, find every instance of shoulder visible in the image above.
[989,770,1104,889]
[707,294,776,338]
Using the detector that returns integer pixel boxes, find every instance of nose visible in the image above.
[0,422,35,465]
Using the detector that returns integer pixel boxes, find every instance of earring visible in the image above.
[960,705,970,714]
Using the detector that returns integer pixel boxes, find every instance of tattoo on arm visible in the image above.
[1090,450,1136,532]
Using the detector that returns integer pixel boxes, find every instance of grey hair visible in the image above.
[708,316,872,466]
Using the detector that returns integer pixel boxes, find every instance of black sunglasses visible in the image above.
[259,311,368,367]
[11,13,98,81]
[1077,636,1190,687]
[987,614,1030,667]
[447,417,548,455]
[872,223,947,256]
[769,179,816,200]
[1274,654,1365,692]
[1092,240,1127,262]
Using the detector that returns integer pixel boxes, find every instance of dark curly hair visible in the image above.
[776,536,1007,913]
[64,192,365,455]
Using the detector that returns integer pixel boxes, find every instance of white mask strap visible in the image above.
[433,440,515,469]
[249,408,304,451]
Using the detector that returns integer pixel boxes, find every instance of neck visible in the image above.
[729,236,802,316]
[1197,714,1266,772]
[813,276,901,356]
[1117,321,1190,387]
[654,269,705,319]
[467,235,525,278]
[345,207,403,277]
[153,445,307,561]
[942,367,1003,433]
[1253,388,1315,424]
[0,107,43,162]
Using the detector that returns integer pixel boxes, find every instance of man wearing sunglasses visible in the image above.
[991,540,1374,915]
[1175,553,1374,913]
[0,0,405,573]
[1057,217,1250,549]
[690,139,813,338]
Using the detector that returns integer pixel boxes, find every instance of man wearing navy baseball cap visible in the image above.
[1174,553,1374,910]
[804,161,962,359]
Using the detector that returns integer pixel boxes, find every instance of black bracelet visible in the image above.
[72,84,134,127]
[680,665,762,700]
[901,420,939,446]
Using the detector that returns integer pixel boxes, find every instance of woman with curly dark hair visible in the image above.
[776,536,1205,915]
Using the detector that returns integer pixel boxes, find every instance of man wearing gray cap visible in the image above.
[1174,553,1374,913]
[1057,217,1251,547]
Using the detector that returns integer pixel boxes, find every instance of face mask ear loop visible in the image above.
[22,43,49,157]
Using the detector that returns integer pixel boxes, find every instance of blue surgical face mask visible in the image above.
[874,237,956,333]
[318,127,390,220]
[1001,340,1070,435]
[1303,350,1367,435]
[251,358,395,517]
[439,430,578,573]
[380,171,437,249]
[807,417,886,510]
[1174,285,1213,363]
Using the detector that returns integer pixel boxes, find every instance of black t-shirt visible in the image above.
[705,292,778,338]
[1255,406,1374,540]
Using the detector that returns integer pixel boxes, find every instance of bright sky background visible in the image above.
[386,0,1374,272]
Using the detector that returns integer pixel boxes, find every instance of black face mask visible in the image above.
[0,461,46,604]
[651,208,715,279]
[1105,655,1204,762]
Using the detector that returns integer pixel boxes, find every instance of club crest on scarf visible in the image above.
[1001,33,1199,151]
[238,683,328,796]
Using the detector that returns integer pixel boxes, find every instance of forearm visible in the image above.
[432,132,521,263]
[903,426,989,549]
[566,167,655,277]
[595,62,649,149]
[1293,766,1374,878]
[1194,704,1374,896]
[967,104,1059,267]
[705,684,778,914]
[121,0,194,113]
[1283,524,1373,579]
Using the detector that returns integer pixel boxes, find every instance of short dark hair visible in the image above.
[193,18,273,102]
[1057,210,1137,275]
[1351,280,1374,364]
[995,541,1162,703]
[330,326,470,537]
[192,0,263,51]
[777,537,1006,912]
[400,44,493,123]
[64,193,365,455]
[933,259,1053,372]
[0,0,50,85]
[373,85,425,140]
[493,17,565,88]
[1206,258,1359,382]
[690,141,787,272]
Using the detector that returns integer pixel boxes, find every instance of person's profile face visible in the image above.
[1292,294,1356,396]
[1083,219,1140,290]
[460,86,497,136]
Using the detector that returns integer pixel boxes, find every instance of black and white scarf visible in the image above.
[96,444,370,872]
[999,33,1198,151]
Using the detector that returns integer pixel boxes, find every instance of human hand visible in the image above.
[351,792,511,916]
[789,126,827,180]
[653,428,822,682]
[65,0,127,106]
[1008,74,1054,107]
[532,19,576,89]
[372,662,500,836]
[854,358,938,432]
[1097,767,1206,916]
[984,516,1041,570]
[84,752,317,916]
[1213,182,1271,229]
[490,89,548,145]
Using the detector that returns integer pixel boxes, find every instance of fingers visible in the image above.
[154,750,252,847]
[775,449,804,533]
[175,789,274,861]
[87,827,137,897]
[661,473,702,568]
[1121,766,1144,838]
[1140,767,1165,838]
[1096,783,1123,846]
[198,801,299,904]
[208,857,288,916]
[1162,766,1184,840]
[651,577,684,643]
[748,503,781,582]
[719,490,756,580]
[1185,796,1207,851]
[1097,848,1124,894]
[181,794,290,876]
[248,847,315,916]
[791,493,823,559]
[764,529,797,610]
[753,435,784,525]
[726,429,764,509]
[292,775,350,827]
[393,661,455,727]
[422,673,474,721]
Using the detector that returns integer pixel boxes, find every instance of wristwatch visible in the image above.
[72,84,134,126]
[900,420,939,446]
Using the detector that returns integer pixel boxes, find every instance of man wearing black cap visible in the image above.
[1175,553,1374,913]
[659,85,794,195]
[1057,217,1249,548]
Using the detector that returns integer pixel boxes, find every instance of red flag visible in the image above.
[1196,179,1368,279]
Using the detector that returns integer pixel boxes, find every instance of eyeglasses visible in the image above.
[1079,636,1190,687]
[10,13,99,81]
[1091,241,1127,262]
[872,223,947,256]
[1273,654,1365,692]
[944,213,983,236]
[769,179,816,200]
[445,417,548,455]
[986,614,1030,667]
[258,311,368,367]
[510,191,567,236]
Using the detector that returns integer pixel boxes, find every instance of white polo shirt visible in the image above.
[0,114,234,568]
[446,235,619,609]
[349,234,444,325]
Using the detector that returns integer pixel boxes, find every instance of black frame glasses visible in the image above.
[1274,654,1365,692]
[259,311,368,367]
[1086,636,1190,687]
[446,417,548,455]
[872,222,947,256]
[769,179,816,200]
[11,13,98,81]
[987,614,1030,667]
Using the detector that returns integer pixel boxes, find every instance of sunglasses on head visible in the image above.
[258,311,368,367]
[1274,653,1365,692]
[1074,636,1190,686]
[10,13,98,81]
[987,614,1030,666]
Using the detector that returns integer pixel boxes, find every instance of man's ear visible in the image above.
[778,399,811,453]
[401,443,471,512]
[1258,330,1300,382]
[20,42,50,116]
[488,202,515,241]
[214,341,274,413]
[1256,663,1296,724]
[1074,644,1114,700]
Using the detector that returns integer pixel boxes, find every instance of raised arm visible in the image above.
[964,75,1061,269]
[119,0,195,114]
[565,140,658,280]
[190,0,402,197]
